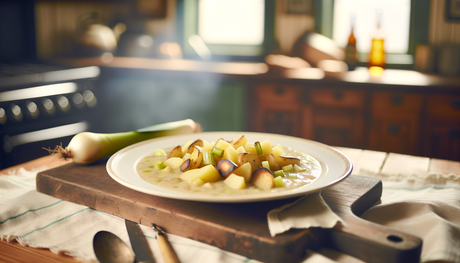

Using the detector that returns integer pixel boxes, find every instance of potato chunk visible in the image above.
[230,135,248,149]
[180,165,221,183]
[215,139,231,150]
[232,162,252,183]
[260,140,273,156]
[224,174,246,189]
[276,155,301,167]
[216,159,238,178]
[168,145,183,158]
[236,152,262,173]
[164,157,183,170]
[187,139,204,154]
[251,167,275,190]
[222,145,238,163]
[264,153,280,171]
[189,146,203,169]
[180,159,192,172]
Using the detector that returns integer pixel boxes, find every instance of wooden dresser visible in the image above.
[248,67,460,161]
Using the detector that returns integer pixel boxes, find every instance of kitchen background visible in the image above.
[1,0,459,168]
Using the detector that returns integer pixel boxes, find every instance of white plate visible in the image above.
[106,132,353,203]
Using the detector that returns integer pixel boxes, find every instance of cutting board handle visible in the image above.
[317,177,423,263]
[321,213,423,263]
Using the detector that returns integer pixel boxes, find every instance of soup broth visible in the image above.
[136,144,322,197]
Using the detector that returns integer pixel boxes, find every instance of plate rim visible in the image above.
[106,132,353,203]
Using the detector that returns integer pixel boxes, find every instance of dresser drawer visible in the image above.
[371,92,423,112]
[311,88,365,108]
[427,94,460,117]
[255,84,300,103]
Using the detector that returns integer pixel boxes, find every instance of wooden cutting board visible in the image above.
[36,159,422,263]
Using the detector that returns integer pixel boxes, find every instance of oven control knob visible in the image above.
[0,107,6,124]
[57,96,70,112]
[26,101,39,119]
[83,90,97,108]
[42,98,56,115]
[10,104,23,122]
[72,93,85,109]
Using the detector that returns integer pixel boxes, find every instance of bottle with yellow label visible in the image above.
[368,10,385,75]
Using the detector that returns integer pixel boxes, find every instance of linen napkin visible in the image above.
[358,169,460,263]
[266,159,460,263]
[267,191,345,237]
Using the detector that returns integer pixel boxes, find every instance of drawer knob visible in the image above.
[451,99,460,110]
[274,112,284,121]
[387,124,401,134]
[333,91,344,100]
[275,87,285,95]
[390,95,404,106]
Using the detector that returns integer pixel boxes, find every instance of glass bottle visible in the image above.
[345,17,358,71]
[368,10,385,72]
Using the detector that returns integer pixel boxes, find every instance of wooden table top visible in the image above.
[1,147,459,263]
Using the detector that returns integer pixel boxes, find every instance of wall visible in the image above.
[274,0,315,53]
[429,0,460,45]
[34,0,315,58]
[34,0,460,59]
[35,1,127,58]
[92,70,247,133]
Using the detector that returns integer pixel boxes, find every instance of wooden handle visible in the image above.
[318,216,422,263]
[157,234,180,263]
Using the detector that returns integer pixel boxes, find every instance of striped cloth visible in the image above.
[3,167,459,263]
[0,167,340,263]
[0,168,261,263]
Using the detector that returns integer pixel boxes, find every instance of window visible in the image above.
[177,0,276,61]
[315,0,430,68]
[333,0,411,54]
[198,0,264,46]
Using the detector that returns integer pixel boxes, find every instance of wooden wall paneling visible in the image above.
[429,0,460,45]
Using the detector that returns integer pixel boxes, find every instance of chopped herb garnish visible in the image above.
[154,149,167,156]
[212,146,224,157]
[155,161,166,170]
[254,141,263,156]
[274,170,285,178]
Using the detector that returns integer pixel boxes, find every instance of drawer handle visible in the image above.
[274,112,284,121]
[387,124,401,134]
[275,87,285,95]
[449,129,460,138]
[333,91,344,100]
[390,95,404,106]
[451,99,460,110]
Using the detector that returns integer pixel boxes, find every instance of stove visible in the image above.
[0,62,100,169]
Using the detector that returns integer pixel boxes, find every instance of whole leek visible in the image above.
[48,119,201,165]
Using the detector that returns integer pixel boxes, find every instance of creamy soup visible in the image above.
[136,145,322,197]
